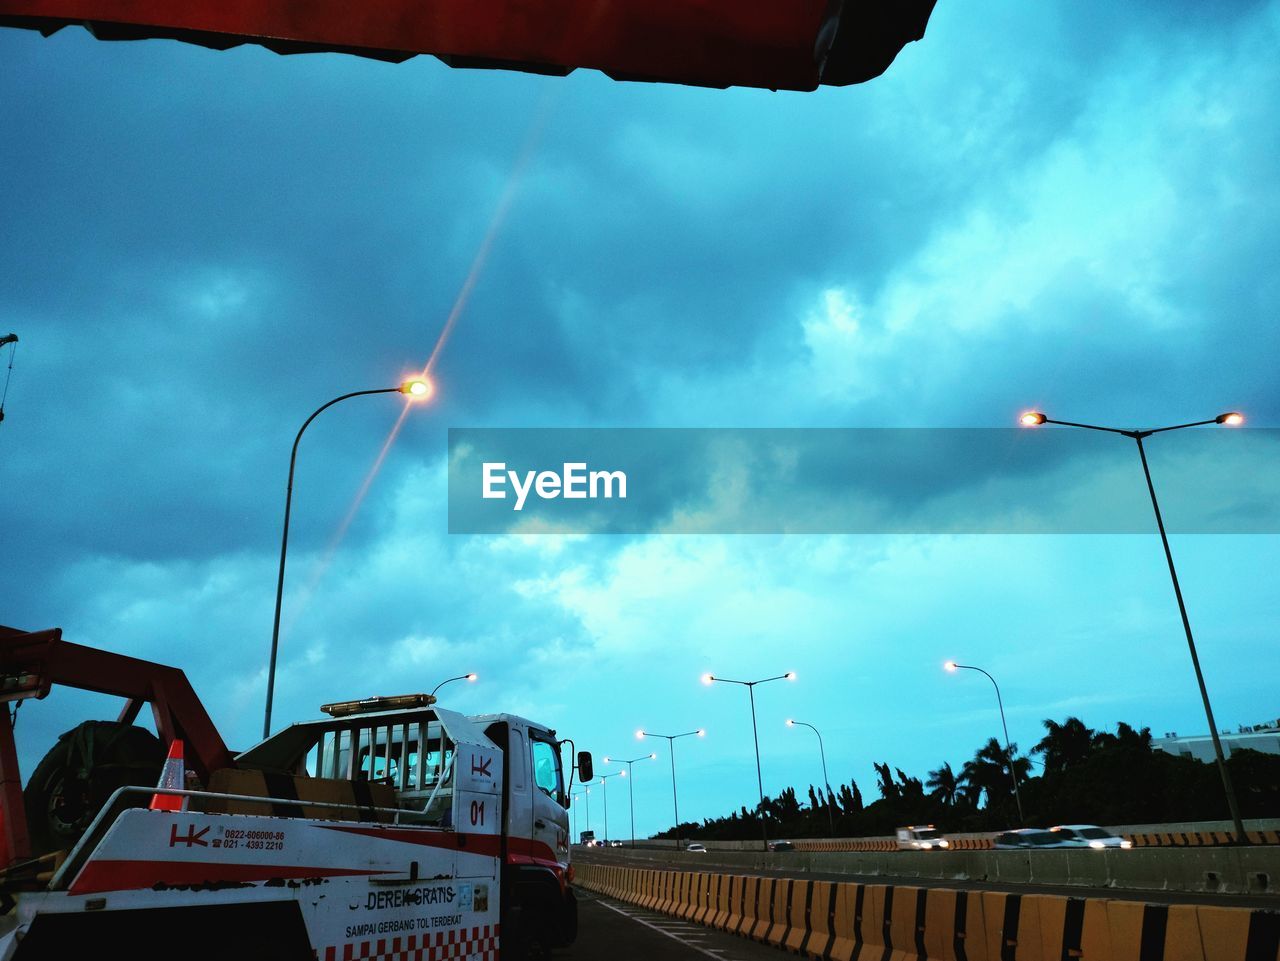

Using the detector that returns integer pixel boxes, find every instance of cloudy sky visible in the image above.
[2,1,1278,840]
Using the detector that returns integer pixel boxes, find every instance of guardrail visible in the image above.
[575,862,1280,961]
[584,845,1280,896]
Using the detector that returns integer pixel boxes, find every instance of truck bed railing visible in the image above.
[48,784,451,892]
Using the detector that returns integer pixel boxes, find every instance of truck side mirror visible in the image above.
[577,751,594,783]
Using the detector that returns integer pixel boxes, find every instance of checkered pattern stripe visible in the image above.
[318,924,499,961]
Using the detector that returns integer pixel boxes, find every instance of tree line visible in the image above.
[652,716,1280,841]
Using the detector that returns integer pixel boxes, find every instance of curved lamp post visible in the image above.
[638,728,705,849]
[786,719,834,834]
[603,753,654,847]
[702,670,796,850]
[1019,409,1248,842]
[944,661,1024,823]
[430,673,478,699]
[262,378,434,738]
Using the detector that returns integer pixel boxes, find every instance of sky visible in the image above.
[1,1,1278,841]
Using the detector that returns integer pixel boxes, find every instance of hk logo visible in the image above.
[169,824,210,848]
[471,755,493,779]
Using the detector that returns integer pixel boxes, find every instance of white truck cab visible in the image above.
[895,825,950,850]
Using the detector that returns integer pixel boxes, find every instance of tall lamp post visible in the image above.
[263,378,434,738]
[596,770,625,844]
[786,719,834,835]
[570,790,584,841]
[603,753,655,847]
[638,728,704,849]
[944,661,1024,824]
[430,673,478,699]
[1020,409,1248,842]
[702,670,796,850]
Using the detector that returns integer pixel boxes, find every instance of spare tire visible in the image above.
[23,721,166,857]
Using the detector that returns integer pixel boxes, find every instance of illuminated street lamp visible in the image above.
[263,378,434,738]
[703,670,796,850]
[944,661,1024,823]
[638,727,705,848]
[786,719,834,834]
[1019,409,1248,842]
[430,673,478,699]
[603,753,655,847]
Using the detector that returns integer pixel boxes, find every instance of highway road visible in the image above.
[575,848,1280,911]
[566,886,791,961]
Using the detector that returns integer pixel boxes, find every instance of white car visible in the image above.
[895,826,950,850]
[686,842,707,853]
[1049,824,1132,849]
[993,828,1069,849]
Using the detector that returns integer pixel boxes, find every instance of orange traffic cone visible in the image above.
[150,739,188,811]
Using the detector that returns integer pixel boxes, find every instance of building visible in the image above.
[1153,719,1280,763]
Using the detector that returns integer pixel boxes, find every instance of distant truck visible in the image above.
[896,825,951,850]
[579,830,596,846]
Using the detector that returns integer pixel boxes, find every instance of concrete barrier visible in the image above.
[575,862,1280,961]
[583,844,1280,896]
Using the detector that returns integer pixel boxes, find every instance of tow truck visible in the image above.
[0,624,592,960]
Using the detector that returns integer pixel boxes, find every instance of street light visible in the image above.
[603,753,655,847]
[1019,409,1248,842]
[570,790,585,841]
[703,670,796,850]
[262,378,434,738]
[596,770,625,844]
[430,673,478,698]
[638,728,705,848]
[944,661,1024,823]
[786,719,834,835]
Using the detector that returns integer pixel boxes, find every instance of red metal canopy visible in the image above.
[0,1,938,91]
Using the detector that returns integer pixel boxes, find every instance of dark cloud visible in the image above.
[1,1,1277,821]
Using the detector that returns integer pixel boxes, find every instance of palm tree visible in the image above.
[926,762,958,806]
[1034,717,1096,773]
[959,738,1030,808]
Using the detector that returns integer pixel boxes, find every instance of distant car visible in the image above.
[686,842,707,853]
[609,840,624,847]
[1049,825,1133,849]
[768,840,795,852]
[895,826,950,850]
[993,829,1069,849]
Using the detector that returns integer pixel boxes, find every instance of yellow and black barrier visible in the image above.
[573,861,1280,960]
[1127,831,1280,848]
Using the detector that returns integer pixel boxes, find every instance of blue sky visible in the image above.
[2,1,1278,840]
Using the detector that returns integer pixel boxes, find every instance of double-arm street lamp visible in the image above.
[595,770,625,844]
[786,719,834,834]
[430,673,478,699]
[262,378,434,738]
[570,790,584,840]
[944,662,1024,823]
[637,728,705,848]
[603,753,654,847]
[1019,409,1248,842]
[702,671,796,850]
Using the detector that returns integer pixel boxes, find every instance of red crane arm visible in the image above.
[0,1,938,92]
[0,625,235,867]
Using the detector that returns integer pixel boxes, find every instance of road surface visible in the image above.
[565,887,789,961]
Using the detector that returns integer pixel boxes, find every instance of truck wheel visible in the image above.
[23,721,165,857]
